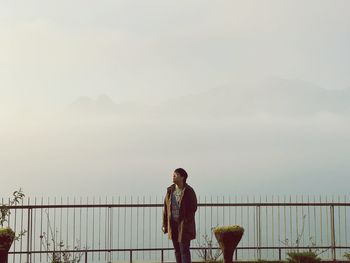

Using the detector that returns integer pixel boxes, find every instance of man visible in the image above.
[162,168,198,263]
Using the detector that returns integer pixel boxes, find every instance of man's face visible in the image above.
[172,172,183,185]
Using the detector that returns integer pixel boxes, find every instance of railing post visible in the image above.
[256,205,261,260]
[204,248,207,261]
[26,208,31,263]
[85,251,88,263]
[330,205,336,261]
[161,249,164,263]
[130,250,133,263]
[279,248,282,261]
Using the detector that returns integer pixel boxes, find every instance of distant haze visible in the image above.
[0,1,349,199]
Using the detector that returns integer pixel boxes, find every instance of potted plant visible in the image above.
[213,225,244,263]
[0,189,26,263]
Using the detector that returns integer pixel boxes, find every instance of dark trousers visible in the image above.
[171,220,191,263]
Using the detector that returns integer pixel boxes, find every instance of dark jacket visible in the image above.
[162,183,197,242]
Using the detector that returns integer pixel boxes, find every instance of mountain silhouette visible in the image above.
[160,78,350,118]
[69,95,155,116]
[68,79,350,119]
[70,95,117,114]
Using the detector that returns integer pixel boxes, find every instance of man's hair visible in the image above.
[174,168,188,183]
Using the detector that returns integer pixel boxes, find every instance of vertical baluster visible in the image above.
[86,197,89,261]
[106,196,109,262]
[59,197,63,257]
[307,195,311,247]
[247,195,250,260]
[256,200,261,260]
[330,203,336,261]
[33,197,37,263]
[143,196,145,261]
[149,196,151,260]
[289,195,292,253]
[277,196,281,261]
[301,195,305,248]
[265,195,268,259]
[137,196,140,261]
[313,196,317,249]
[320,195,323,247]
[253,196,256,259]
[338,195,341,255]
[98,196,101,261]
[19,198,24,263]
[110,197,113,263]
[296,195,299,248]
[283,195,287,258]
[73,197,76,258]
[344,195,348,248]
[271,195,274,259]
[131,196,133,254]
[326,196,330,259]
[118,196,121,261]
[92,196,95,262]
[26,198,31,263]
[66,197,70,256]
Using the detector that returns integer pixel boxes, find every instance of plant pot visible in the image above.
[0,228,15,263]
[214,230,243,263]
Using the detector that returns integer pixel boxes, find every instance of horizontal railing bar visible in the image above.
[5,202,350,209]
[8,246,350,254]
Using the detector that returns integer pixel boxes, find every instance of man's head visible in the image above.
[172,168,188,185]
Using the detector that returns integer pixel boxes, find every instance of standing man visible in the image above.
[162,168,198,263]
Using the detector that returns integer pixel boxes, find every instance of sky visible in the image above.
[1,0,350,199]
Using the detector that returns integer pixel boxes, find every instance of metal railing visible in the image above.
[2,195,350,262]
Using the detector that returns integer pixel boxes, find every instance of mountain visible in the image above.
[159,78,350,118]
[68,79,350,120]
[69,95,156,117]
[70,95,117,114]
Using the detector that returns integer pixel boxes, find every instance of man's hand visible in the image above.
[162,226,168,234]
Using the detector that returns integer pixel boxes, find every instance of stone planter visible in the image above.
[213,225,244,263]
[0,228,15,263]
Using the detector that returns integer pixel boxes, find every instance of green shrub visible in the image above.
[286,251,320,263]
[212,225,244,234]
[258,260,286,263]
[0,227,15,237]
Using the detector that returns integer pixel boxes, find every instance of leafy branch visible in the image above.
[279,214,328,262]
[196,227,222,262]
[0,188,25,227]
[40,209,84,263]
[0,188,26,240]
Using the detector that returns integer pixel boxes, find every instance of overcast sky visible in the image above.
[1,1,350,199]
[1,0,350,106]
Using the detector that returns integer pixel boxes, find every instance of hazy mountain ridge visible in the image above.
[68,79,350,120]
[69,94,156,117]
[160,79,350,117]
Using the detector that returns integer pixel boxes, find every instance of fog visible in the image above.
[1,78,350,198]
